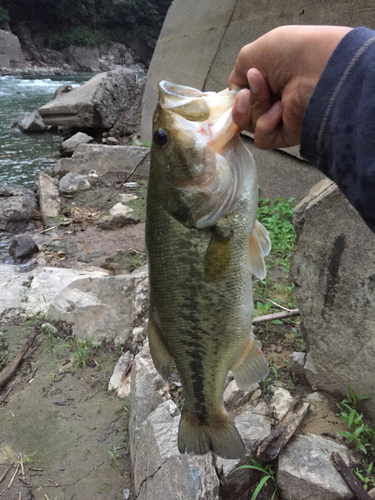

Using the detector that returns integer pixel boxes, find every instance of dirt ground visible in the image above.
[0,174,359,500]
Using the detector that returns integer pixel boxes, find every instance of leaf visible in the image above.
[251,475,270,500]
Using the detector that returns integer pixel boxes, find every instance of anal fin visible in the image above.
[230,333,269,390]
[148,311,173,380]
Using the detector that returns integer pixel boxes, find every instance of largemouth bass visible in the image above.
[146,80,271,459]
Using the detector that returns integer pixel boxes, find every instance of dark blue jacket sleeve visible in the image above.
[300,27,375,233]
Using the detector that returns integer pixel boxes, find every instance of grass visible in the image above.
[231,459,278,500]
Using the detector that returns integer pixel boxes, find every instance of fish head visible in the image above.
[151,80,253,228]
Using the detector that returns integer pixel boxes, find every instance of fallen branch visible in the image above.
[0,324,42,391]
[252,309,300,324]
[0,464,12,485]
[257,398,310,461]
[123,153,149,184]
[330,452,372,500]
[82,235,90,254]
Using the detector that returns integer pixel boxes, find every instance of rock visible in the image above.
[234,402,272,456]
[109,203,133,216]
[368,487,375,499]
[9,235,39,261]
[38,172,60,228]
[55,144,150,179]
[0,182,37,230]
[64,42,138,73]
[116,194,137,203]
[271,387,294,420]
[105,136,119,145]
[12,110,47,132]
[223,379,259,410]
[39,68,139,129]
[129,340,170,459]
[277,433,354,500]
[109,351,134,398]
[290,178,375,417]
[0,29,26,70]
[60,132,93,157]
[288,351,306,379]
[0,264,107,321]
[58,172,90,194]
[133,400,220,500]
[48,266,148,343]
[53,85,72,99]
[95,213,140,230]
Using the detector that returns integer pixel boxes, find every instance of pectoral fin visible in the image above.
[148,311,174,380]
[230,333,269,390]
[249,220,271,279]
[204,228,233,282]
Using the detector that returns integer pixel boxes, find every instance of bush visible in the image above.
[0,6,9,25]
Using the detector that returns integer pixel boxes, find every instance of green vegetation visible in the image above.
[0,0,172,49]
[232,459,278,500]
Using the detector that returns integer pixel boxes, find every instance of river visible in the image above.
[0,74,90,188]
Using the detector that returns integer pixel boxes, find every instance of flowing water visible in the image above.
[0,74,90,187]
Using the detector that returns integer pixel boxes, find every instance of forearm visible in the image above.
[300,27,375,232]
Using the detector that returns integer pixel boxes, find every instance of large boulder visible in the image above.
[38,68,139,129]
[60,132,93,157]
[0,182,37,230]
[38,172,60,229]
[55,144,150,179]
[48,267,148,343]
[12,111,47,133]
[290,179,375,417]
[64,42,137,73]
[0,29,26,70]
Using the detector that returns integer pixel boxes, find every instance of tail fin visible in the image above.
[178,409,245,459]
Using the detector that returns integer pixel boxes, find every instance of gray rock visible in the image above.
[39,68,139,129]
[288,351,307,379]
[0,29,26,69]
[133,400,220,500]
[95,213,141,230]
[12,110,47,133]
[277,433,353,500]
[55,144,150,179]
[60,132,93,157]
[38,172,60,228]
[109,203,132,216]
[109,350,134,398]
[224,379,259,410]
[48,266,148,343]
[271,387,294,420]
[0,182,37,230]
[64,43,137,73]
[9,235,39,261]
[53,84,72,99]
[0,264,107,321]
[290,178,375,417]
[58,172,90,194]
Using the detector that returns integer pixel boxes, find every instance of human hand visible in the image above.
[228,25,352,149]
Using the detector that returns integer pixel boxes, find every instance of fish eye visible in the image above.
[153,128,169,147]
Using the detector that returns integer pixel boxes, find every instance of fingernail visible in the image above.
[268,100,282,116]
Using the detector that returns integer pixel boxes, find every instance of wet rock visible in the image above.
[0,264,107,321]
[12,110,47,132]
[60,132,93,157]
[55,144,150,179]
[290,178,375,418]
[58,172,90,194]
[9,235,39,261]
[0,182,37,230]
[39,68,139,129]
[277,433,354,500]
[49,266,148,343]
[95,213,140,230]
[38,172,60,228]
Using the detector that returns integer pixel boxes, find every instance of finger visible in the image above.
[253,101,287,149]
[247,68,274,131]
[232,89,252,132]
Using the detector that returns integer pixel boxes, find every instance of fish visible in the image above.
[145,80,271,459]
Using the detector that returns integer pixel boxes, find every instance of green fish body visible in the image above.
[146,81,270,459]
